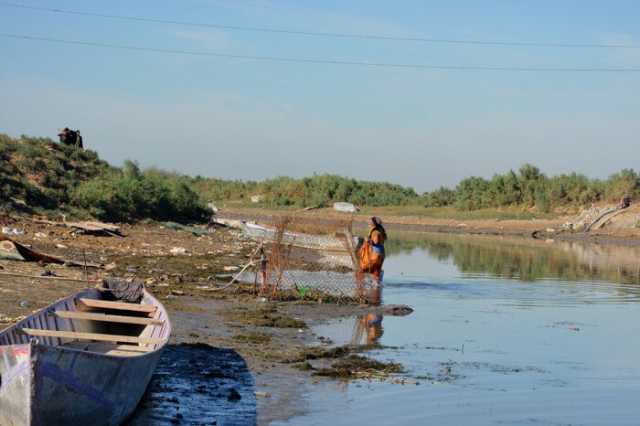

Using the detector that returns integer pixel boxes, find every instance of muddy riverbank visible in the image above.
[221,207,640,246]
[0,217,410,425]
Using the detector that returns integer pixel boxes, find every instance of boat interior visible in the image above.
[0,288,169,357]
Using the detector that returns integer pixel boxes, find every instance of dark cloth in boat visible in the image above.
[102,277,145,303]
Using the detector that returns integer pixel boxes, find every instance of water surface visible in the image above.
[278,233,640,426]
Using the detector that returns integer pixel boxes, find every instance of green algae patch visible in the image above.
[298,343,386,361]
[225,305,307,329]
[233,332,272,344]
[313,355,403,379]
[293,361,314,371]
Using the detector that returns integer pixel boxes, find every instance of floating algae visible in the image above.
[313,355,403,379]
[226,305,307,329]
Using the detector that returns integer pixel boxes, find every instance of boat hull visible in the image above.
[1,343,162,426]
[0,344,32,426]
[32,344,162,426]
[0,288,170,426]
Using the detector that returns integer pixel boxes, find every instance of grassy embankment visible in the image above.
[3,133,639,223]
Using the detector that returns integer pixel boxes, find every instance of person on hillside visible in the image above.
[619,195,632,210]
[57,127,83,148]
[58,127,71,145]
[359,216,387,285]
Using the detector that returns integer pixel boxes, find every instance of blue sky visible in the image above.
[1,0,639,192]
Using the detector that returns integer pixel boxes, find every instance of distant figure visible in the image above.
[259,245,268,295]
[57,127,83,148]
[619,195,632,210]
[358,217,387,288]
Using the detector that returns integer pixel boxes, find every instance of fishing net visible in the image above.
[236,216,380,303]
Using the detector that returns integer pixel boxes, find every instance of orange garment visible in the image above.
[359,228,385,281]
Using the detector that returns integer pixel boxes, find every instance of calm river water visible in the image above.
[276,232,640,426]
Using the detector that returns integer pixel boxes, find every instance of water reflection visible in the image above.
[281,232,640,426]
[351,313,384,345]
[386,232,640,285]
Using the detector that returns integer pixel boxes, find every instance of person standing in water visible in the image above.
[358,217,387,304]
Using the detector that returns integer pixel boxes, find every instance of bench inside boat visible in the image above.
[3,289,169,357]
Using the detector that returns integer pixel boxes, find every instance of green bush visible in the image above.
[422,164,640,211]
[72,167,208,223]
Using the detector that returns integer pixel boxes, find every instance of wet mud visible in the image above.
[127,343,257,426]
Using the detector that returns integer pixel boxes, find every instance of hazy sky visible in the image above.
[1,0,639,192]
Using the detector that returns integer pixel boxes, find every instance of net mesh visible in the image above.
[237,215,379,303]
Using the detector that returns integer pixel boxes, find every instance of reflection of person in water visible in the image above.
[352,313,384,345]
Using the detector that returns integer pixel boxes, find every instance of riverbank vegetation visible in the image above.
[1,134,207,223]
[422,164,639,212]
[2,134,639,222]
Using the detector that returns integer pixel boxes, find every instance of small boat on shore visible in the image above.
[0,287,171,426]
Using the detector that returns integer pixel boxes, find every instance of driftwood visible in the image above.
[211,218,244,229]
[0,236,102,268]
[0,271,90,282]
[32,219,123,237]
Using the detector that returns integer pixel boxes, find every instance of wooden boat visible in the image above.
[0,288,171,426]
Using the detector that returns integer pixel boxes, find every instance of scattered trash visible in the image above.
[55,243,68,249]
[2,227,24,236]
[19,300,29,308]
[333,202,358,213]
[104,262,117,271]
[0,314,26,323]
[32,219,123,237]
[40,270,58,277]
[211,218,244,229]
[223,266,240,272]
[170,247,188,255]
[171,290,185,296]
[297,286,310,298]
[127,266,138,273]
[34,232,47,239]
[164,222,208,236]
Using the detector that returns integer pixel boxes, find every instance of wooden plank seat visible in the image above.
[62,341,153,357]
[21,328,164,345]
[55,310,164,326]
[77,298,157,315]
